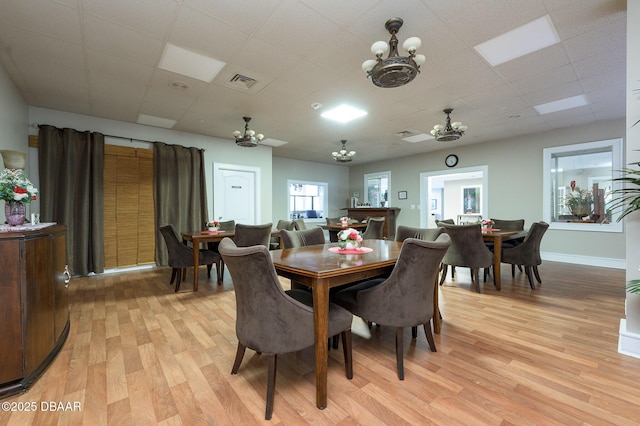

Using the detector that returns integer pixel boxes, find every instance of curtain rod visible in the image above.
[103,134,157,144]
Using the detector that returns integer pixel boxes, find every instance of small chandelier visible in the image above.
[332,140,356,163]
[232,116,264,147]
[431,108,468,142]
[361,18,426,88]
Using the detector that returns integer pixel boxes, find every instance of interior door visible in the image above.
[213,163,260,224]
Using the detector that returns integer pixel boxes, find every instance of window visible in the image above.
[364,171,390,207]
[287,180,327,221]
[543,138,623,232]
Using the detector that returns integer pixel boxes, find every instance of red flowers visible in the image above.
[570,180,576,191]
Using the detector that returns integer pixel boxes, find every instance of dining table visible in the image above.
[181,229,280,292]
[270,239,405,410]
[481,228,527,290]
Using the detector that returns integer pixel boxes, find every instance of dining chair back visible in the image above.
[435,218,455,225]
[395,225,443,242]
[361,217,385,239]
[331,235,450,380]
[280,227,326,249]
[233,223,272,247]
[208,219,236,283]
[326,217,340,225]
[501,221,549,289]
[437,222,495,293]
[159,224,221,291]
[270,220,296,249]
[293,218,307,230]
[218,237,353,420]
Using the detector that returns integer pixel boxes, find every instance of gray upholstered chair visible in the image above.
[218,237,353,420]
[501,221,549,290]
[435,218,455,225]
[159,224,221,291]
[270,219,296,250]
[437,222,495,293]
[361,217,385,239]
[293,218,307,230]
[208,220,236,283]
[280,227,326,249]
[233,223,272,247]
[395,225,443,242]
[326,217,340,225]
[331,235,450,380]
[486,218,526,275]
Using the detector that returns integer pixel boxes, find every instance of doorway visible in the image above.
[419,166,488,227]
[213,163,261,225]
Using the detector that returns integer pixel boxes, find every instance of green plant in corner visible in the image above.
[628,280,640,294]
[609,160,640,222]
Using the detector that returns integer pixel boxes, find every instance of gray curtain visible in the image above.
[154,142,208,266]
[38,125,105,276]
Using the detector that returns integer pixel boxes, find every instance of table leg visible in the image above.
[312,279,329,409]
[492,235,502,291]
[193,246,200,292]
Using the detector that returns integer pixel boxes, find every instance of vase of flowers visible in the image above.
[565,180,593,217]
[340,216,349,227]
[337,228,363,250]
[481,219,494,231]
[1,168,38,226]
[206,220,220,231]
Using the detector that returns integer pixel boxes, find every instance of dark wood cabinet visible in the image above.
[0,225,69,398]
[342,207,401,240]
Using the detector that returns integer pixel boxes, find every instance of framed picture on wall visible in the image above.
[398,190,407,200]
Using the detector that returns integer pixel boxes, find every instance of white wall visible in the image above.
[349,118,626,266]
[272,156,349,223]
[28,107,273,224]
[0,65,28,163]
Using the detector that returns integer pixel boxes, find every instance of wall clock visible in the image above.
[445,154,459,168]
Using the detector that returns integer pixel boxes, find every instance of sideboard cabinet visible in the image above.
[0,225,69,398]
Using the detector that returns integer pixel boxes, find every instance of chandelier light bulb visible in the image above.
[414,54,426,66]
[371,41,389,57]
[402,37,421,53]
[232,130,242,137]
[451,122,462,129]
[433,124,444,131]
[362,59,377,73]
[257,134,264,140]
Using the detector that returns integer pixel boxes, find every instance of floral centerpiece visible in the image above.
[206,220,220,231]
[565,180,593,217]
[481,219,494,230]
[340,216,350,226]
[337,228,363,250]
[1,168,38,226]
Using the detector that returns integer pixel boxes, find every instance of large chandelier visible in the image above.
[361,18,426,88]
[431,108,468,142]
[232,116,264,147]
[332,140,356,163]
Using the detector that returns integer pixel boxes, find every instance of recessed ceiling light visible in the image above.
[321,105,367,123]
[402,133,434,143]
[534,94,588,115]
[168,80,191,90]
[474,15,560,66]
[137,114,177,129]
[310,102,322,110]
[159,43,226,83]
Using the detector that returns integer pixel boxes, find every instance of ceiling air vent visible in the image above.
[229,74,257,90]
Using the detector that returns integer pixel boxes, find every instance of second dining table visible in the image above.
[270,239,402,410]
[481,228,527,290]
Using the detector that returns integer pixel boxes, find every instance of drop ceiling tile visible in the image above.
[184,0,281,29]
[86,50,154,87]
[0,0,81,44]
[83,0,178,39]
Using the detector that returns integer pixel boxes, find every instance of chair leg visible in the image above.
[395,328,404,380]
[169,268,177,284]
[512,264,516,277]
[332,335,339,349]
[411,326,417,339]
[216,259,224,284]
[451,265,456,279]
[471,268,481,293]
[206,263,212,278]
[175,269,182,292]
[231,342,246,374]
[439,264,448,286]
[423,322,437,352]
[265,354,277,420]
[526,266,536,290]
[533,266,542,283]
[181,268,187,281]
[341,330,353,379]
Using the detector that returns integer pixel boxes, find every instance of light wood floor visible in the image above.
[2,261,640,425]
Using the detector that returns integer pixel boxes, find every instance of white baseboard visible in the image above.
[541,252,625,269]
[619,319,640,359]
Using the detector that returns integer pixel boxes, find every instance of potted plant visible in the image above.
[611,161,640,333]
[565,180,593,217]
